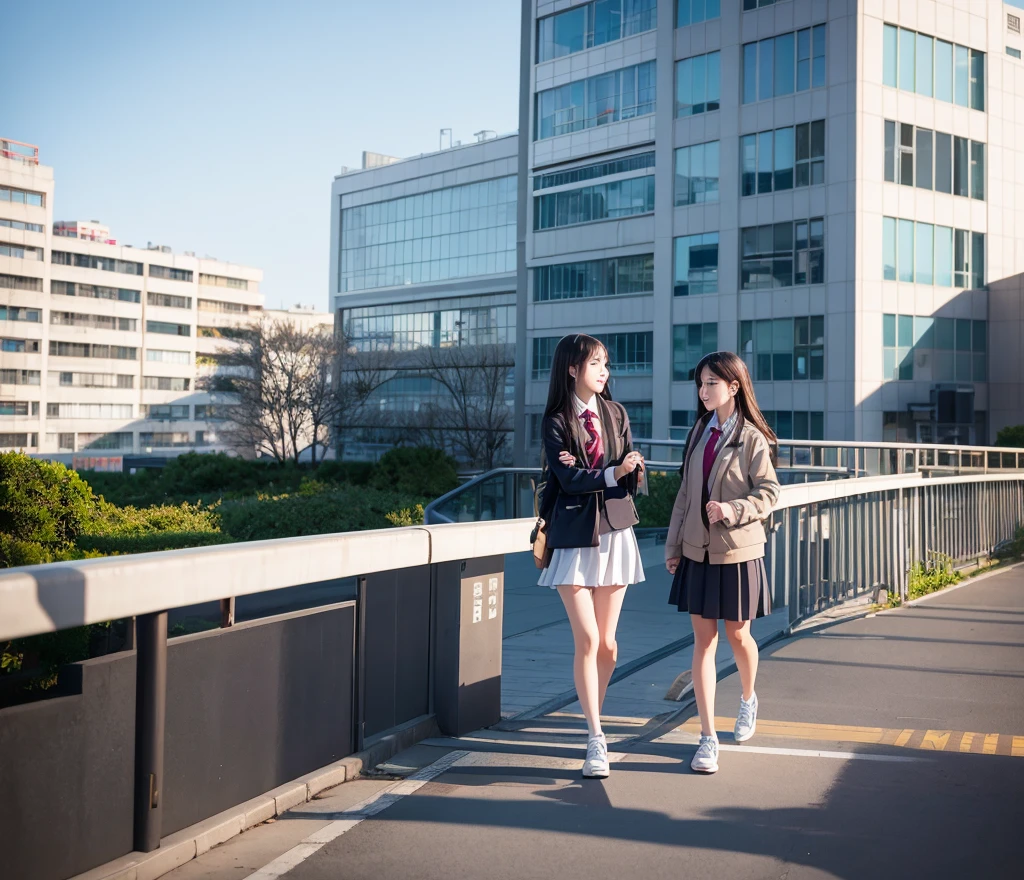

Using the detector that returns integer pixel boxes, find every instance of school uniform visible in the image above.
[537,394,645,589]
[666,410,780,621]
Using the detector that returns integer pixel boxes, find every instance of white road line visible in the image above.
[246,749,470,879]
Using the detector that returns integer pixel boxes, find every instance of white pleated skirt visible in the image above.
[538,527,646,589]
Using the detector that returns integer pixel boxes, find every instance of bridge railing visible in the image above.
[424,439,1024,525]
[1,470,1022,880]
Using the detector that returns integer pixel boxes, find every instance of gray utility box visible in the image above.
[433,555,504,737]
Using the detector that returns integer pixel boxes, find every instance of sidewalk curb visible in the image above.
[70,714,440,880]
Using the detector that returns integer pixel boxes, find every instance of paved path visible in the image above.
[164,564,1024,879]
[500,537,793,718]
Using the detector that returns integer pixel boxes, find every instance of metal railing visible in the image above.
[425,439,1024,525]
[1,138,40,166]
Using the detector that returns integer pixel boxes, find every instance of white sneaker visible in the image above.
[582,734,610,778]
[734,692,758,743]
[691,735,719,773]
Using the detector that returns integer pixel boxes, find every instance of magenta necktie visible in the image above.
[702,427,722,492]
[579,409,604,468]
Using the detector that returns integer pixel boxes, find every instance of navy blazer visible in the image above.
[540,396,639,550]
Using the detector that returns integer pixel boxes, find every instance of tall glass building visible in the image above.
[513,0,1024,461]
[329,136,519,463]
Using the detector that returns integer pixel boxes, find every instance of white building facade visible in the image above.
[1,141,271,458]
[514,0,1024,462]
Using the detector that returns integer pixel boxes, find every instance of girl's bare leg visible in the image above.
[557,584,602,736]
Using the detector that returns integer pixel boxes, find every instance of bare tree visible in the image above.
[201,319,315,463]
[415,342,514,469]
[331,343,400,460]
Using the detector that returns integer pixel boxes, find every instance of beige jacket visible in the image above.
[665,414,781,565]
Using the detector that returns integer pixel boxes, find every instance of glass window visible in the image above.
[916,223,934,285]
[742,43,757,103]
[970,141,985,200]
[674,233,719,296]
[971,232,984,288]
[741,135,757,196]
[916,33,933,97]
[774,32,795,95]
[935,40,953,101]
[757,131,773,194]
[935,132,952,193]
[677,0,720,27]
[935,225,953,287]
[970,49,984,111]
[916,128,933,189]
[884,120,896,182]
[673,323,718,381]
[741,220,822,290]
[954,44,969,106]
[539,4,586,61]
[758,37,774,99]
[898,219,915,282]
[883,25,898,87]
[774,127,794,191]
[883,217,897,281]
[899,28,916,91]
[676,52,720,116]
[812,25,827,88]
[954,228,969,287]
[675,141,720,206]
[953,136,969,197]
[1009,47,1023,60]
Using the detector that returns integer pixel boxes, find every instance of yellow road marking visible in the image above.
[893,729,914,747]
[677,716,1022,757]
[921,730,951,750]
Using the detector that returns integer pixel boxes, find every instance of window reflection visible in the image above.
[340,176,516,293]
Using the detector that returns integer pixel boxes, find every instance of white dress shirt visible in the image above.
[573,394,620,488]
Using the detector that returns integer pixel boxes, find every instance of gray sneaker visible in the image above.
[691,735,719,773]
[582,734,610,778]
[734,692,758,743]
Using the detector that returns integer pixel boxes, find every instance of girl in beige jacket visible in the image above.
[665,351,781,774]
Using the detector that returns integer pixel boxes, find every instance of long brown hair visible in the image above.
[693,351,778,464]
[542,333,613,458]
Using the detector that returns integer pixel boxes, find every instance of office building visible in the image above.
[514,0,1024,459]
[329,134,518,463]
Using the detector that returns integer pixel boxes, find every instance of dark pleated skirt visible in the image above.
[668,553,771,621]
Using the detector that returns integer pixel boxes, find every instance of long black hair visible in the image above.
[692,351,778,465]
[541,333,612,460]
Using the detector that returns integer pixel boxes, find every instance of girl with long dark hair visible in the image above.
[665,351,780,774]
[537,333,645,778]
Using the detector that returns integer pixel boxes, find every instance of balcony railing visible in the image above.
[1,138,40,166]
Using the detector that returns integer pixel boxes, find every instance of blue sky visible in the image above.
[7,2,1024,309]
[4,0,521,311]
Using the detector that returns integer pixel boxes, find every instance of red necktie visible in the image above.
[702,427,722,492]
[579,409,604,468]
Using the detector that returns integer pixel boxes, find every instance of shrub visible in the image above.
[0,453,96,549]
[385,504,425,527]
[634,471,681,529]
[369,447,460,500]
[217,484,432,541]
[995,425,1024,448]
[907,553,962,601]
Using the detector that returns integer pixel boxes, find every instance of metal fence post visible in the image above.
[134,611,168,853]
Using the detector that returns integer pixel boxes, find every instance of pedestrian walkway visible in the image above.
[160,564,1024,880]
[500,538,790,720]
